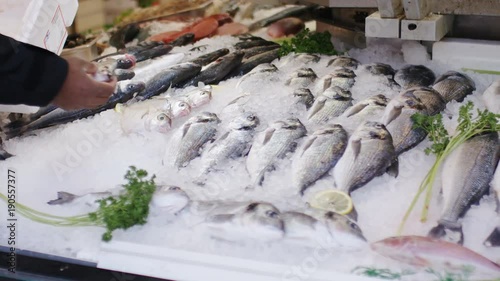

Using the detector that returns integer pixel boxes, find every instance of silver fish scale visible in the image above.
[386,108,427,155]
[247,126,306,186]
[173,122,218,168]
[440,132,500,225]
[308,97,353,124]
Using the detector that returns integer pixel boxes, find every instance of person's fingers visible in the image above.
[83,61,98,74]
[92,80,117,99]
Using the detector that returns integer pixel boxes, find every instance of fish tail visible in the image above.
[428,223,464,245]
[484,227,500,247]
[0,149,14,160]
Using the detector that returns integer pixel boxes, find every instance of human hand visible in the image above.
[51,57,117,110]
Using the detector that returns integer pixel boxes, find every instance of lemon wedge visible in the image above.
[308,189,353,215]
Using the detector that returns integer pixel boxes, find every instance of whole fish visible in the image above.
[341,94,389,132]
[179,51,245,87]
[227,48,280,78]
[203,202,285,242]
[189,48,230,66]
[327,56,360,70]
[134,45,173,63]
[364,62,396,78]
[138,62,202,100]
[324,212,367,248]
[428,132,499,245]
[381,93,428,155]
[169,32,195,47]
[282,211,324,240]
[109,23,140,49]
[176,85,213,108]
[371,236,500,277]
[242,44,280,59]
[313,68,356,96]
[93,41,164,61]
[234,39,279,50]
[150,185,191,215]
[5,82,146,139]
[292,124,348,195]
[285,68,317,88]
[236,63,279,88]
[292,88,315,110]
[394,65,436,89]
[123,98,191,119]
[276,53,320,69]
[131,52,185,83]
[164,112,221,168]
[483,81,500,114]
[197,112,260,178]
[432,71,476,103]
[333,121,396,194]
[401,87,446,115]
[484,226,500,247]
[119,106,172,135]
[246,118,307,186]
[307,86,353,124]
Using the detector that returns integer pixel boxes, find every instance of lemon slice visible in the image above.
[308,189,353,215]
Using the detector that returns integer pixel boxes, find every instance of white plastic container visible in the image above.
[0,0,78,113]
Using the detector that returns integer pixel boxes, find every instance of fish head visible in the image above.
[293,53,320,64]
[148,111,172,134]
[293,88,314,99]
[124,81,146,95]
[324,212,367,248]
[113,69,136,81]
[331,67,356,79]
[365,62,396,77]
[193,112,221,125]
[295,68,317,79]
[358,121,391,141]
[368,94,389,107]
[281,118,307,135]
[151,185,190,214]
[170,100,192,118]
[324,86,353,101]
[187,87,212,108]
[327,56,359,70]
[239,202,284,236]
[116,54,136,69]
[313,124,346,136]
[230,112,260,130]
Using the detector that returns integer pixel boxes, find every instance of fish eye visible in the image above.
[265,210,279,218]
[168,186,180,191]
[349,222,359,230]
[157,114,167,121]
[247,115,255,121]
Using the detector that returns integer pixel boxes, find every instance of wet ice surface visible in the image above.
[1,36,499,279]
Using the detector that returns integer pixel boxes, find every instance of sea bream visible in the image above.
[285,68,317,88]
[236,63,279,89]
[432,71,476,103]
[371,236,500,278]
[117,102,173,135]
[428,132,500,245]
[381,92,429,155]
[394,65,436,89]
[202,202,285,242]
[326,56,360,70]
[339,94,389,133]
[196,112,260,182]
[226,48,280,78]
[292,88,315,110]
[275,53,320,69]
[307,86,353,124]
[292,124,348,195]
[164,112,221,168]
[333,121,397,195]
[246,118,307,186]
[313,68,356,96]
[400,87,446,115]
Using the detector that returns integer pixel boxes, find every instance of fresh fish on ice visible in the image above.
[313,68,356,96]
[324,212,367,248]
[282,211,325,240]
[164,112,221,168]
[381,93,428,155]
[364,62,396,78]
[246,118,307,186]
[292,88,315,110]
[285,68,317,88]
[133,45,173,63]
[428,132,499,245]
[242,44,280,59]
[371,236,500,278]
[292,124,348,195]
[276,53,320,69]
[482,80,500,114]
[176,84,213,108]
[340,94,389,133]
[394,65,435,89]
[189,48,230,66]
[227,48,280,78]
[234,39,279,50]
[432,71,476,103]
[196,112,260,181]
[113,69,135,81]
[333,121,397,195]
[327,56,360,70]
[131,52,185,83]
[400,87,446,115]
[202,202,285,242]
[236,63,279,89]
[307,86,353,124]
[119,105,172,135]
[150,185,191,215]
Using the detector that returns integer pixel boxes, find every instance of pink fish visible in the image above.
[371,236,500,277]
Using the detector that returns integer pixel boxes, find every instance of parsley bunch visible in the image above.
[399,102,499,233]
[278,28,337,57]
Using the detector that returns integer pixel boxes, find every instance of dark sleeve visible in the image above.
[0,33,69,106]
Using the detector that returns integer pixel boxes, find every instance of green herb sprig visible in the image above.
[278,28,337,57]
[399,102,500,233]
[0,166,156,242]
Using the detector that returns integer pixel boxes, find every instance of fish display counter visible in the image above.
[1,1,500,280]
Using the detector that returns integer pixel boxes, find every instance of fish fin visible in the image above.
[217,131,230,142]
[3,120,26,130]
[428,223,464,245]
[307,99,326,120]
[0,149,14,160]
[181,123,192,139]
[262,128,276,145]
[383,103,403,126]
[47,191,77,205]
[344,103,368,118]
[386,159,399,178]
[484,227,500,247]
[4,125,28,140]
[351,138,362,160]
[300,136,317,157]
